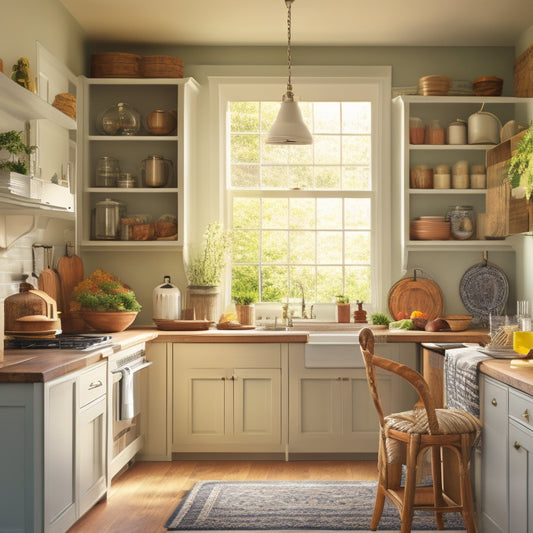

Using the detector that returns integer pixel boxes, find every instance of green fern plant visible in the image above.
[506,124,533,201]
[0,130,36,175]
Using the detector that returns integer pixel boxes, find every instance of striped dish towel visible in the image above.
[444,347,490,418]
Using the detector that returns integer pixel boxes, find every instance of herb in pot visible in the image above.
[370,312,391,326]
[506,124,533,200]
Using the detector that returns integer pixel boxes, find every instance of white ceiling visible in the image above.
[59,0,533,47]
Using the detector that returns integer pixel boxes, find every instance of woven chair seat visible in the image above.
[383,408,482,465]
[385,407,481,436]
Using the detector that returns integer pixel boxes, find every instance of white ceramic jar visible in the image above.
[153,275,182,319]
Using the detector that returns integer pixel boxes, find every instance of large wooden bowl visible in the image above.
[439,314,472,331]
[80,311,137,332]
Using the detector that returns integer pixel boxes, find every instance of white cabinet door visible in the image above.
[174,367,229,445]
[44,375,77,533]
[480,376,509,533]
[233,368,281,444]
[78,395,107,518]
[508,420,533,533]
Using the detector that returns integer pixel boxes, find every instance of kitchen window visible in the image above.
[213,69,391,311]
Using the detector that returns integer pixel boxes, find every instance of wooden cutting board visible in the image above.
[37,269,62,312]
[388,275,444,321]
[57,248,84,315]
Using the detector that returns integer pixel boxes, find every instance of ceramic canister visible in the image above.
[153,275,182,319]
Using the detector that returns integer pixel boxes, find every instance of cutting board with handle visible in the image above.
[387,269,444,321]
[56,243,85,332]
[37,268,62,312]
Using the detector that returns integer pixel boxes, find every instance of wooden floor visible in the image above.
[67,460,379,533]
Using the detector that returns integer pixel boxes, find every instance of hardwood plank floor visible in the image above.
[67,460,379,533]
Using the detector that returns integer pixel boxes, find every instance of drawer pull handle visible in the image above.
[88,380,103,390]
[491,398,498,406]
[232,376,238,381]
[342,377,349,381]
[514,441,522,450]
[221,377,226,381]
[522,409,530,422]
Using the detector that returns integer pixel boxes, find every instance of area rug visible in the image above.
[165,481,465,531]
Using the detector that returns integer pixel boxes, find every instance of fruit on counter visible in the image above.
[410,310,427,319]
[412,317,428,330]
[397,311,410,319]
[219,312,238,323]
[425,318,451,332]
[389,319,414,330]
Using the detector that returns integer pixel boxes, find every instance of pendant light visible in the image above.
[266,0,313,145]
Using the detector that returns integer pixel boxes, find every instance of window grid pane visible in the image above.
[229,100,373,305]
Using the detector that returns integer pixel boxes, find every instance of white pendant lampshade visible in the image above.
[267,0,312,145]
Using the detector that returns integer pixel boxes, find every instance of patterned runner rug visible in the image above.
[166,480,465,531]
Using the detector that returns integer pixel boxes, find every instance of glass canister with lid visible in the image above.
[449,205,475,240]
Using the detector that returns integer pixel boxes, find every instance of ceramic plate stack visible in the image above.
[418,75,452,96]
[410,216,451,240]
[0,172,30,197]
[472,76,503,96]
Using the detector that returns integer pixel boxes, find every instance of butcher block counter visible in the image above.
[1,326,491,383]
[0,330,157,383]
[480,358,533,396]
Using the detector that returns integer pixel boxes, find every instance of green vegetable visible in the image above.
[370,312,391,326]
[389,319,414,330]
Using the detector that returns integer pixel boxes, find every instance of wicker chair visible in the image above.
[359,328,481,533]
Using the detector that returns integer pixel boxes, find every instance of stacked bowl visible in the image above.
[472,76,503,96]
[410,216,451,240]
[418,75,452,96]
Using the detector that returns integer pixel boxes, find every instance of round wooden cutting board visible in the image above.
[387,275,444,321]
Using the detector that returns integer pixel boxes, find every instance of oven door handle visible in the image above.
[111,360,153,379]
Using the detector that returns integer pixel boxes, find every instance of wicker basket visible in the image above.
[90,52,141,78]
[52,92,76,119]
[514,44,533,97]
[140,55,184,78]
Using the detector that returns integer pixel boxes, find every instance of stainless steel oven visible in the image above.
[107,343,152,479]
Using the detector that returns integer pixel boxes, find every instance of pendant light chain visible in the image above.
[286,0,293,96]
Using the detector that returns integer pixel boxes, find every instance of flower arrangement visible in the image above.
[71,269,142,312]
[186,222,232,287]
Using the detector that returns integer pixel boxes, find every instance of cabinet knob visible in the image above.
[221,377,226,381]
[514,441,522,450]
[491,398,498,406]
[232,375,238,381]
[522,409,530,422]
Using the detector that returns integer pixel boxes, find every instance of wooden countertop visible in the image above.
[0,330,157,383]
[480,359,533,396]
[0,325,490,384]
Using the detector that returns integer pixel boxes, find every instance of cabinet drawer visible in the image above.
[509,388,533,431]
[79,363,107,407]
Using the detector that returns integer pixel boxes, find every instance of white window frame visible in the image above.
[209,66,391,312]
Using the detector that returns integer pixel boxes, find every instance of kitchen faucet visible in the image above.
[295,282,308,319]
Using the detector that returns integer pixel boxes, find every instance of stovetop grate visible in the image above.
[5,334,113,351]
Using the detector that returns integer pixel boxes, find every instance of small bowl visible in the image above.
[439,314,472,331]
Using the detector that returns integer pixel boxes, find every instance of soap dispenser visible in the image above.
[153,275,182,320]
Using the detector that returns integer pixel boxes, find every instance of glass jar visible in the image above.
[449,206,475,240]
[95,156,120,187]
[97,102,140,136]
[425,119,445,145]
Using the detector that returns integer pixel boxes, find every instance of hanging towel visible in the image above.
[444,347,490,418]
[119,366,135,420]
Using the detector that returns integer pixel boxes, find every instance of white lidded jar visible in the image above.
[153,275,181,319]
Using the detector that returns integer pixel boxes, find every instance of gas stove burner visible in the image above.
[5,334,113,351]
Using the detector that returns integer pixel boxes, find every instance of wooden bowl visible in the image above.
[439,314,472,331]
[80,311,137,332]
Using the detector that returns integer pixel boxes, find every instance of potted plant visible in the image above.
[0,130,36,175]
[185,222,232,321]
[232,291,257,325]
[335,295,351,323]
[506,123,533,200]
[71,268,141,332]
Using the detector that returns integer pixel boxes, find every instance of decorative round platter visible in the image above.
[459,263,509,323]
